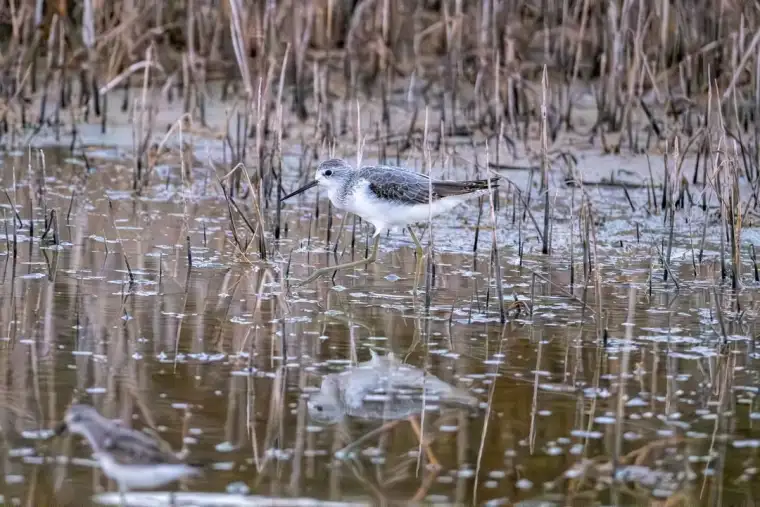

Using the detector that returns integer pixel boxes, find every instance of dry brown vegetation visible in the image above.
[0,0,758,150]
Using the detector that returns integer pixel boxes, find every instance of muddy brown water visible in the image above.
[0,146,758,506]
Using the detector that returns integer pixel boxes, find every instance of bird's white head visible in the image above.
[314,159,353,190]
[307,376,344,425]
[56,403,103,438]
[281,159,354,202]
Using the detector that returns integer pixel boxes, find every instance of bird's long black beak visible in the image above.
[54,421,68,436]
[281,180,318,202]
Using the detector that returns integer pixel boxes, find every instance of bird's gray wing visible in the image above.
[340,368,381,410]
[337,357,478,420]
[339,363,436,420]
[101,427,177,465]
[388,367,479,408]
[359,166,499,204]
[359,166,435,205]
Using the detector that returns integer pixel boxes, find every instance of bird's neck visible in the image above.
[325,186,344,207]
[77,423,111,452]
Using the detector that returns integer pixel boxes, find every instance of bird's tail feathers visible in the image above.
[432,177,500,197]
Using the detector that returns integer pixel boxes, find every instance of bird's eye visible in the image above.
[315,405,324,412]
[323,169,333,177]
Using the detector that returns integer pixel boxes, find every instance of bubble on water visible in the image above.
[539,383,576,393]
[231,368,259,377]
[335,449,354,460]
[5,474,24,484]
[20,273,45,280]
[734,439,760,448]
[361,447,383,457]
[583,387,611,398]
[226,481,249,495]
[637,334,700,344]
[516,478,533,490]
[21,429,55,440]
[9,448,35,457]
[215,441,237,452]
[571,430,602,439]
[457,468,475,478]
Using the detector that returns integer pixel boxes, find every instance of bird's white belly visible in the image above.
[97,454,198,490]
[336,183,479,233]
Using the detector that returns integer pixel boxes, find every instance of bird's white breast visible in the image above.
[96,453,198,490]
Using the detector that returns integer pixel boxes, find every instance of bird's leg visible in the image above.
[295,235,380,286]
[335,419,403,457]
[407,416,440,469]
[119,486,127,507]
[407,227,425,289]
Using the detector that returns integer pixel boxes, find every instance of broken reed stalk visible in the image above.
[222,162,269,262]
[484,141,505,323]
[106,199,134,284]
[569,185,576,292]
[179,122,193,270]
[272,45,290,248]
[663,140,676,282]
[728,148,742,291]
[423,106,434,312]
[540,66,551,256]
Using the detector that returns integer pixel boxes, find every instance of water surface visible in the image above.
[0,146,758,507]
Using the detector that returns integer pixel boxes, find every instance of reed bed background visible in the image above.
[0,0,758,150]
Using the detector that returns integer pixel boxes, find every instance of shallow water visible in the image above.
[0,145,759,507]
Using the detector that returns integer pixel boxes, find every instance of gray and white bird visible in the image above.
[307,350,479,424]
[282,158,498,283]
[54,404,202,496]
